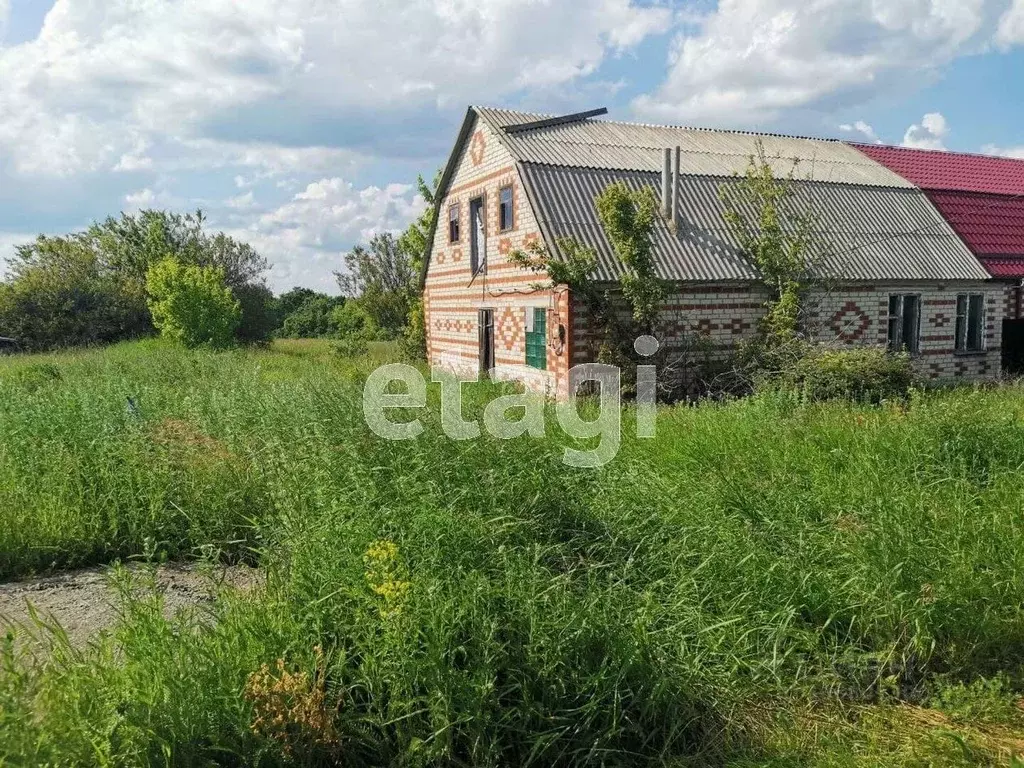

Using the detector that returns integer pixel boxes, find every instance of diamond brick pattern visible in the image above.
[830,301,871,342]
[497,307,525,353]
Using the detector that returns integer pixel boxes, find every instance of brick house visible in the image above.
[854,144,1024,374]
[422,107,1001,398]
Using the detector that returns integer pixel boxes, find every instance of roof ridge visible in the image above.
[853,141,1024,164]
[473,105,844,144]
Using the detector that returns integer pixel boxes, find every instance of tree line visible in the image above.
[0,173,438,354]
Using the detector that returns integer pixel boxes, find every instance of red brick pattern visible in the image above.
[830,300,871,342]
[469,131,486,167]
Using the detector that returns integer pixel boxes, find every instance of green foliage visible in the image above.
[0,235,150,350]
[594,183,666,329]
[336,233,417,339]
[278,293,344,339]
[145,258,241,348]
[2,210,271,350]
[2,342,1024,763]
[399,295,427,359]
[232,283,278,344]
[397,170,442,275]
[510,184,663,384]
[766,345,915,403]
[926,674,1022,725]
[331,300,379,340]
[720,140,819,343]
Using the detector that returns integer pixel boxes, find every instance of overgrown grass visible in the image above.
[1,340,1024,765]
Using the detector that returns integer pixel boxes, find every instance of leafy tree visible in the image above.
[331,300,378,340]
[5,210,271,348]
[0,235,149,350]
[233,283,278,344]
[275,287,320,320]
[145,258,241,348]
[278,294,345,339]
[720,140,819,343]
[396,171,442,274]
[595,183,665,332]
[335,232,416,339]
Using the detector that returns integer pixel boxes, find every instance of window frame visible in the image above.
[887,293,921,355]
[448,203,460,244]
[525,307,547,370]
[469,196,486,276]
[955,292,985,353]
[498,185,515,232]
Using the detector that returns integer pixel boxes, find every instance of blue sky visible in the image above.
[2,0,1024,293]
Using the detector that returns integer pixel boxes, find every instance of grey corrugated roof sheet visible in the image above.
[520,164,990,282]
[477,107,914,188]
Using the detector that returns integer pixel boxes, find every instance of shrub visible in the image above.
[145,258,241,348]
[232,283,277,345]
[771,345,914,403]
[332,335,369,358]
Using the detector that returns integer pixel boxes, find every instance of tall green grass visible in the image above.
[2,340,1024,764]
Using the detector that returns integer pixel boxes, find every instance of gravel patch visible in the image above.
[0,563,258,649]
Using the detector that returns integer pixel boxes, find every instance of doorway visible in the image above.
[479,309,495,376]
[1003,319,1024,375]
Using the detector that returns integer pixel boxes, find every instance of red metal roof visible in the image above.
[980,257,1024,278]
[924,190,1024,257]
[856,144,1024,196]
[855,144,1024,196]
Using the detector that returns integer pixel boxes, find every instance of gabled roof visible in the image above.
[422,106,992,285]
[854,144,1024,278]
[477,107,914,187]
[854,144,1024,196]
[923,190,1024,257]
[522,164,988,282]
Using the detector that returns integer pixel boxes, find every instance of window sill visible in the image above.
[953,350,988,357]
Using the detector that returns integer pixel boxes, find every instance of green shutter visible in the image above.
[525,308,547,370]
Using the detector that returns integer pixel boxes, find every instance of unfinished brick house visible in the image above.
[422,107,1001,398]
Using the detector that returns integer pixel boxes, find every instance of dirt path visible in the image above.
[0,564,257,649]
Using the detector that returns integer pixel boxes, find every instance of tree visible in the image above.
[0,235,149,350]
[279,294,345,338]
[719,141,820,343]
[335,233,417,339]
[145,258,241,348]
[396,171,442,275]
[6,209,272,348]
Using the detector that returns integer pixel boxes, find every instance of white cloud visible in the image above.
[221,177,427,293]
[902,112,949,150]
[0,0,670,178]
[632,0,1001,125]
[839,120,881,143]
[997,0,1024,46]
[981,143,1024,158]
[124,187,156,208]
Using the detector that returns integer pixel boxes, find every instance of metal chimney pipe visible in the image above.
[671,146,681,233]
[661,148,672,217]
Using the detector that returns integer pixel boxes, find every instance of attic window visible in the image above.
[955,293,985,352]
[499,186,514,231]
[448,204,460,243]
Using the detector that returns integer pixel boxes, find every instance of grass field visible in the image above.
[2,339,1024,765]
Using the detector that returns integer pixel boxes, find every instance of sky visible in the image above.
[3,0,1024,294]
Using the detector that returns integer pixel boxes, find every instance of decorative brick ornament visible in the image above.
[498,238,512,255]
[470,131,486,167]
[724,317,752,335]
[830,301,871,342]
[497,307,526,353]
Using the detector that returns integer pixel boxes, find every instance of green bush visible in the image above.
[145,258,241,348]
[773,346,914,403]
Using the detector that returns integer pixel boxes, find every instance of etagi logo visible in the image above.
[362,336,660,468]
